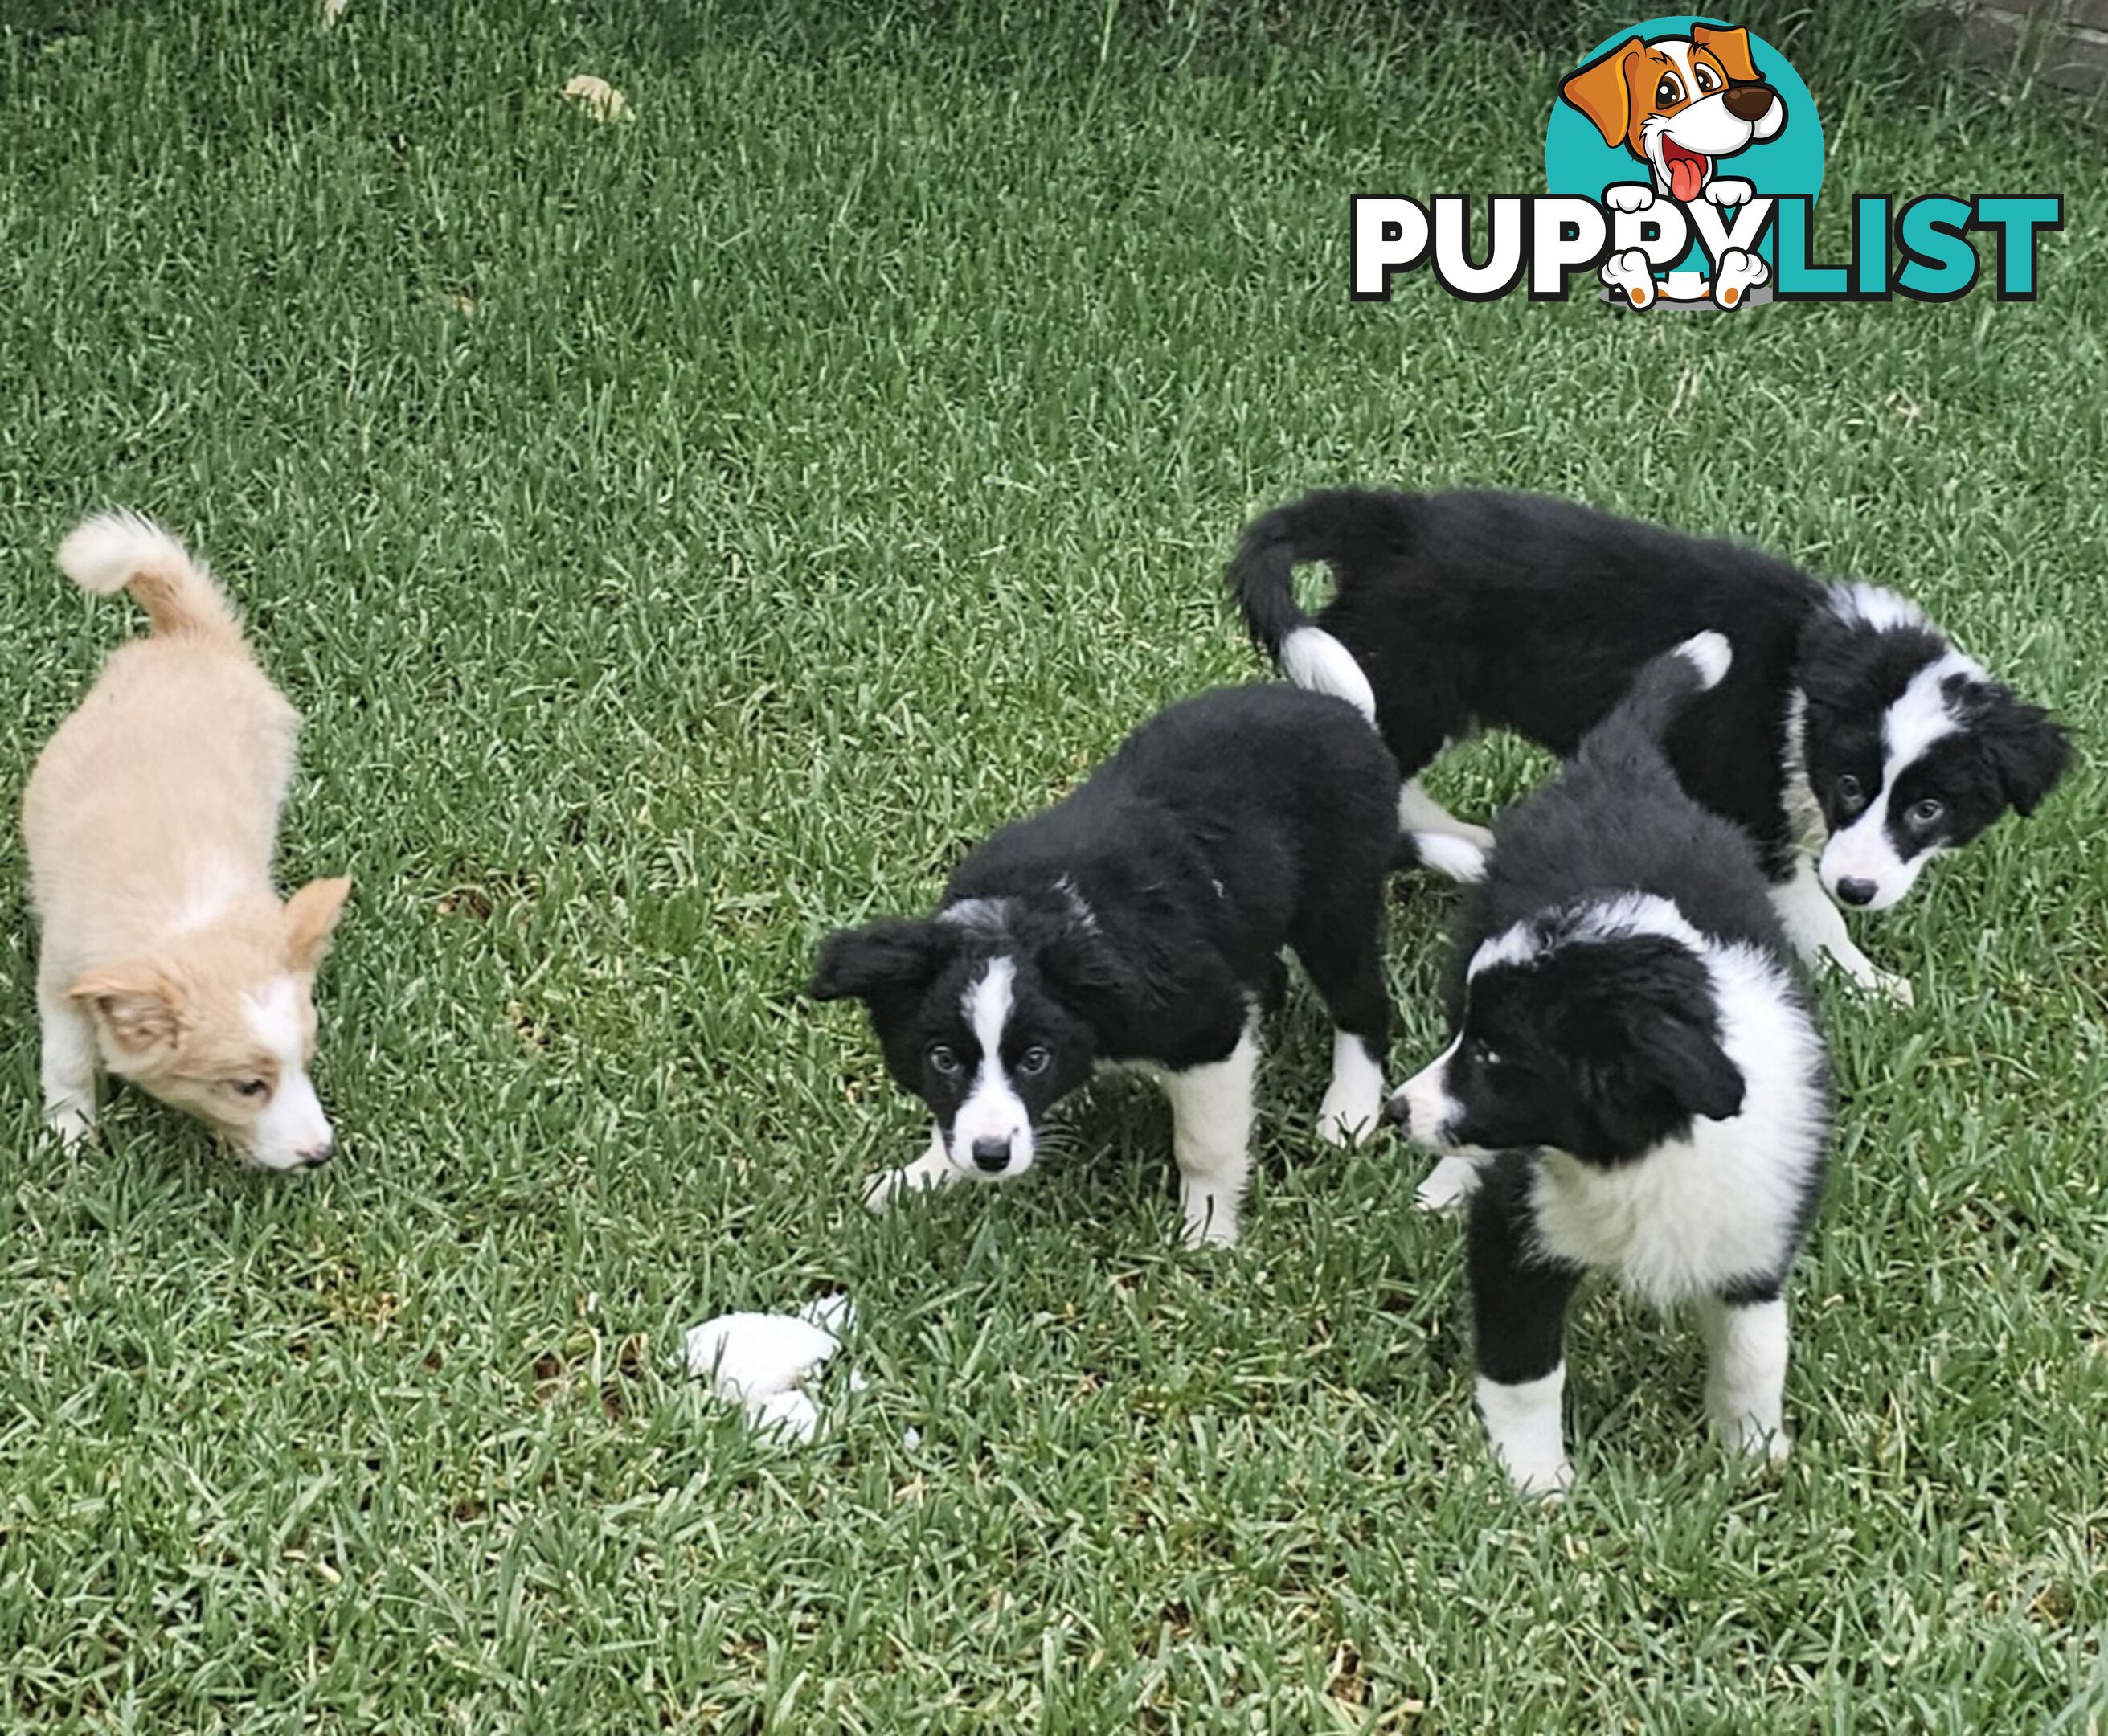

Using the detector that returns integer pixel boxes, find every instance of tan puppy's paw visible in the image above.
[44,1103,96,1149]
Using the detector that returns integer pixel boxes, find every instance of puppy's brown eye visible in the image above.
[1694,65,1717,92]
[1656,73,1683,105]
[229,1078,269,1100]
[927,1046,961,1077]
[1836,774,1864,809]
[1908,798,1945,829]
[1016,1046,1051,1078]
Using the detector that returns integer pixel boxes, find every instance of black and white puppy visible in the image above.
[1232,489,2070,1004]
[1385,634,1831,1497]
[810,685,1399,1247]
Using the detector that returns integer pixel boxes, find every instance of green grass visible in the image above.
[1,0,2104,1727]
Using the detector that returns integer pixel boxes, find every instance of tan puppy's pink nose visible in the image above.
[1723,83,1774,121]
[298,1136,334,1167]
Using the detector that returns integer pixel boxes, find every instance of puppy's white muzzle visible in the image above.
[244,1073,335,1170]
[1818,817,1930,912]
[950,1129,1034,1180]
[949,1076,1035,1180]
[1384,1056,1461,1153]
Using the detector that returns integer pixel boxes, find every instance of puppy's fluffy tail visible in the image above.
[1227,493,1383,725]
[1581,632,1732,764]
[56,510,244,646]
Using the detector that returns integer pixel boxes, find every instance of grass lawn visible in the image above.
[2,0,2104,1727]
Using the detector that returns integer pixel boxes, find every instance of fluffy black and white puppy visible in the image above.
[810,686,1400,1248]
[1384,633,1831,1497]
[1231,489,2070,1004]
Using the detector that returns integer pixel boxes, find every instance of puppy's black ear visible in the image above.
[1981,690,2071,817]
[808,919,948,1004]
[1034,919,1129,1013]
[1643,1013,1746,1124]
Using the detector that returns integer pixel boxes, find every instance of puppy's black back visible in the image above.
[951,686,1400,1061]
[1235,489,1823,873]
[955,684,1397,922]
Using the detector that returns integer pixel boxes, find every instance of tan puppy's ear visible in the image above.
[1560,37,1644,148]
[284,875,354,973]
[69,964,186,1054]
[1692,23,1760,84]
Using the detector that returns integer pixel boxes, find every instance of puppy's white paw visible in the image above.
[1179,1189,1240,1250]
[1316,1101,1374,1149]
[1480,1370,1570,1501]
[1706,178,1754,206]
[1414,1153,1484,1213]
[1316,1042,1386,1149]
[1838,962,1915,1009]
[43,1103,94,1149]
[1507,1455,1576,1502]
[865,1163,956,1214]
[863,1135,962,1214]
[1605,182,1656,213]
[1713,1412,1793,1465]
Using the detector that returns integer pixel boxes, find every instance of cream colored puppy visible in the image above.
[23,512,351,1169]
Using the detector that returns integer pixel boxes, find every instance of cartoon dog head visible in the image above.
[1560,23,1785,203]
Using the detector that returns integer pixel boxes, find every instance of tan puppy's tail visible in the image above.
[56,510,244,645]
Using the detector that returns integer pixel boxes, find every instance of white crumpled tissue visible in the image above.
[681,1294,853,1443]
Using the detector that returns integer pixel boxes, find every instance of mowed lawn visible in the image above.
[1,1,2104,1728]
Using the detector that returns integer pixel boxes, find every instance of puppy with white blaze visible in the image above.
[23,512,353,1169]
[810,685,1400,1248]
[1385,635,1830,1498]
[1230,489,2071,1005]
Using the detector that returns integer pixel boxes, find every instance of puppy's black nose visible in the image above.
[1723,81,1774,121]
[1836,878,1877,907]
[970,1136,1010,1173]
[1379,1093,1409,1128]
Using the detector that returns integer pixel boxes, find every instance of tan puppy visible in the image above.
[23,513,351,1169]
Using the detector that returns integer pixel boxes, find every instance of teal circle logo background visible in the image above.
[1544,15,1823,274]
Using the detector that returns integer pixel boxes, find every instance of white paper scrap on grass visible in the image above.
[680,1294,857,1441]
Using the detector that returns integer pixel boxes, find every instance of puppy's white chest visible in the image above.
[1529,1124,1800,1307]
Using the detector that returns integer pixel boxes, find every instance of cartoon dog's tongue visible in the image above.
[1664,141,1709,203]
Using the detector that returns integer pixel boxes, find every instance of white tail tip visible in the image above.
[1414,833,1489,884]
[1675,631,1733,690]
[1279,626,1377,724]
[55,510,192,596]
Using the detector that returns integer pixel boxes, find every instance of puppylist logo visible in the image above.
[1353,15,2061,309]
